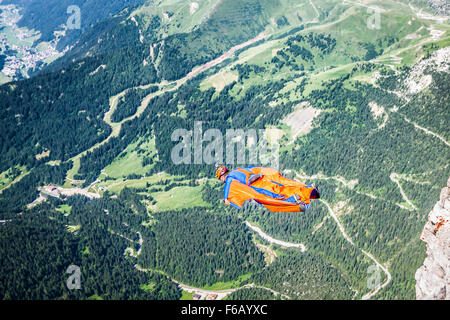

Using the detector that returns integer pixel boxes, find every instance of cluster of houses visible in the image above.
[1,38,60,80]
[0,4,64,81]
[193,293,218,300]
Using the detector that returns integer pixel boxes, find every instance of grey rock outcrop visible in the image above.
[415,177,450,299]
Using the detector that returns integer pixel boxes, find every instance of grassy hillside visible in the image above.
[0,0,448,300]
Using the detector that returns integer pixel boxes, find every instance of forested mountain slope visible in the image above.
[0,0,449,300]
[1,0,147,50]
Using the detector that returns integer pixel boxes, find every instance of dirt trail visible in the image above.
[372,20,445,73]
[134,264,289,300]
[308,0,320,23]
[360,248,392,300]
[319,199,355,246]
[0,171,30,194]
[292,172,391,299]
[124,231,143,258]
[319,199,392,300]
[294,171,358,190]
[65,31,268,185]
[173,281,290,300]
[139,218,307,300]
[245,221,306,252]
[389,173,418,211]
[402,115,450,148]
[255,242,277,265]
[294,170,419,211]
[184,31,267,81]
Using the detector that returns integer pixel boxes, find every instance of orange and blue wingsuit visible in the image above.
[216,165,320,212]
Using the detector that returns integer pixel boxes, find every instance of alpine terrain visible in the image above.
[0,0,449,300]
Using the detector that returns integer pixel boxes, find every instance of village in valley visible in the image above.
[27,185,101,210]
[0,4,67,83]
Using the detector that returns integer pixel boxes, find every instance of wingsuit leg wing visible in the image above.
[226,180,304,212]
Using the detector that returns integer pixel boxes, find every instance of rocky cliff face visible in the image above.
[415,177,450,299]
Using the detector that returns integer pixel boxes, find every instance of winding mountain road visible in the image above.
[320,199,392,300]
[293,172,392,299]
[65,31,268,184]
[402,115,450,148]
[134,264,290,300]
[173,281,289,300]
[56,17,401,299]
[245,221,307,252]
[389,173,418,211]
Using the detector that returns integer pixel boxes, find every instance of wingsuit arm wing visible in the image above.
[249,167,307,188]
